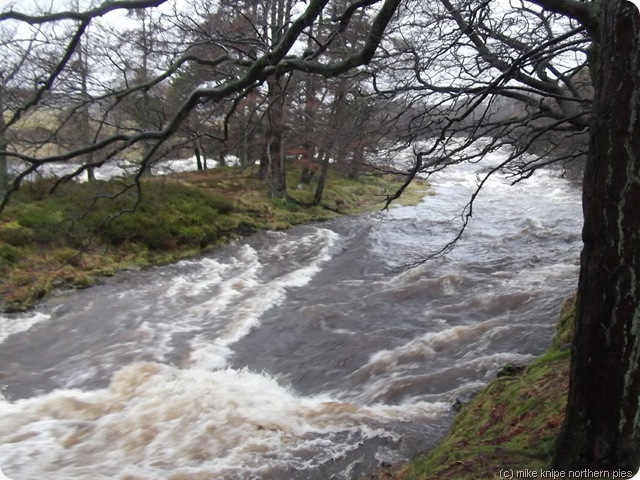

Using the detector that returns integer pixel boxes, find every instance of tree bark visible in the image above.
[137,8,154,178]
[259,75,288,198]
[77,32,95,182]
[553,1,640,471]
[193,138,203,171]
[299,159,318,184]
[312,149,331,206]
[0,72,7,198]
[0,139,7,199]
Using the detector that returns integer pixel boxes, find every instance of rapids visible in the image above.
[0,150,583,479]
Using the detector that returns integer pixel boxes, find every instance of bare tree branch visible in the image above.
[0,0,169,24]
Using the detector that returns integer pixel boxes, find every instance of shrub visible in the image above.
[0,243,22,264]
[16,205,63,228]
[0,221,35,246]
[87,181,236,250]
[106,213,174,250]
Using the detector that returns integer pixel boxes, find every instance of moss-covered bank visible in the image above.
[0,164,430,312]
[370,296,576,480]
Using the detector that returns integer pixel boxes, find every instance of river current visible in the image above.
[0,150,583,479]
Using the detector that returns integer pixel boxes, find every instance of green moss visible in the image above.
[553,295,576,350]
[0,243,21,264]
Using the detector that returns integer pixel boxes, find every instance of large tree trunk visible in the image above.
[0,73,7,199]
[259,75,288,199]
[0,138,7,200]
[193,138,203,171]
[78,33,95,182]
[553,2,640,471]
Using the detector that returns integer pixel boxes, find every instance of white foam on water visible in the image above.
[187,228,340,369]
[73,228,340,369]
[344,318,543,405]
[0,361,446,480]
[0,312,50,345]
[0,466,12,480]
[365,319,502,369]
[130,247,264,361]
[165,245,261,302]
[352,351,536,405]
[14,156,201,185]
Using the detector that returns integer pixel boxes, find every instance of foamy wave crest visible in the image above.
[344,319,539,404]
[0,361,444,479]
[188,228,339,369]
[0,312,50,345]
[364,319,502,369]
[353,351,535,404]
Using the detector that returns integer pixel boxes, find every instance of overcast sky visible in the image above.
[1,0,94,13]
[0,0,58,13]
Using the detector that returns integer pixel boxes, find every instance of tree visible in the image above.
[0,70,7,197]
[118,6,172,177]
[0,0,402,208]
[375,0,640,470]
[380,0,590,176]
[58,0,98,181]
[551,1,640,471]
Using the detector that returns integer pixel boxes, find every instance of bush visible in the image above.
[16,205,63,228]
[0,221,35,246]
[88,181,236,250]
[6,204,67,245]
[0,243,22,264]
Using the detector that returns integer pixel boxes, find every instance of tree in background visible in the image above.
[56,0,97,180]
[374,0,591,184]
[0,70,7,196]
[0,0,404,201]
[117,6,173,176]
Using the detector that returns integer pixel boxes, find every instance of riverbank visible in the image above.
[0,164,430,312]
[369,296,575,480]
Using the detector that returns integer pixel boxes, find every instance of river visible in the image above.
[0,149,583,479]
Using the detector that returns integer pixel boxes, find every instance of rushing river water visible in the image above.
[0,150,583,479]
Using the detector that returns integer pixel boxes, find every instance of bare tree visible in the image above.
[0,0,402,207]
[2,0,640,470]
[0,70,7,197]
[374,0,591,245]
[57,0,97,181]
[374,0,639,471]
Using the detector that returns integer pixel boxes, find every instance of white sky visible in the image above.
[0,0,61,13]
[1,0,97,13]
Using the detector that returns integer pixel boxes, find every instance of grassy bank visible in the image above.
[0,164,430,312]
[372,296,575,480]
